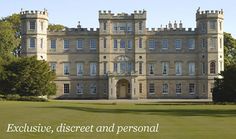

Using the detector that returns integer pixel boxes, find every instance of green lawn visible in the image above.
[0,101,236,139]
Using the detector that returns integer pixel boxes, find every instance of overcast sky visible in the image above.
[1,0,235,37]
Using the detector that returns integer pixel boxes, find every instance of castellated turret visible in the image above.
[20,9,49,60]
[196,9,224,98]
[98,10,146,35]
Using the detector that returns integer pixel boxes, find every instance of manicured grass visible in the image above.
[0,101,236,139]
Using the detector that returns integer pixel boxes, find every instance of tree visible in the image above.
[213,64,236,102]
[48,24,65,31]
[224,32,236,67]
[0,14,21,59]
[0,21,20,60]
[212,33,236,102]
[0,56,56,96]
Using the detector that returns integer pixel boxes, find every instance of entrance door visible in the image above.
[116,79,130,99]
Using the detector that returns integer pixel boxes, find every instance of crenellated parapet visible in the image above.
[196,9,224,20]
[48,27,99,35]
[99,10,146,20]
[20,9,48,20]
[146,27,196,35]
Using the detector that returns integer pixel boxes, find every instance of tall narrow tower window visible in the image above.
[139,38,142,48]
[210,21,216,29]
[40,38,43,48]
[210,61,216,74]
[139,22,142,30]
[103,22,106,30]
[120,39,125,48]
[139,62,143,74]
[127,40,132,49]
[29,21,36,30]
[29,37,36,48]
[103,38,106,48]
[103,62,107,74]
[220,21,222,30]
[114,39,118,48]
[40,22,44,31]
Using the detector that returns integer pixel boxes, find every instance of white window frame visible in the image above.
[148,63,155,75]
[162,83,168,94]
[90,63,97,76]
[175,39,182,49]
[162,62,169,75]
[90,39,97,50]
[162,39,168,49]
[149,83,155,94]
[29,37,36,48]
[188,62,195,75]
[175,62,182,75]
[77,63,84,76]
[63,63,70,75]
[50,39,56,49]
[148,39,157,50]
[63,39,69,50]
[77,39,83,49]
[188,39,195,49]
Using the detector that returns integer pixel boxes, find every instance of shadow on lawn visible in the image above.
[38,106,236,117]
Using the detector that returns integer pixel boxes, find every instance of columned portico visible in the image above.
[108,72,138,99]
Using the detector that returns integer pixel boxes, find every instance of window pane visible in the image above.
[77,63,83,75]
[175,39,182,49]
[30,38,36,48]
[63,63,69,75]
[149,83,155,94]
[29,21,36,30]
[51,39,56,49]
[64,39,69,49]
[77,39,83,49]
[90,39,96,49]
[64,84,69,94]
[188,39,195,49]
[114,39,117,48]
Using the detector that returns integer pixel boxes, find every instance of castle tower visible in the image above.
[20,9,48,60]
[98,10,147,99]
[196,9,224,98]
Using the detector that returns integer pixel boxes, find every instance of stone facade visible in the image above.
[20,9,224,99]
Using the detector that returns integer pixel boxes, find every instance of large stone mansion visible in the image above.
[20,8,224,99]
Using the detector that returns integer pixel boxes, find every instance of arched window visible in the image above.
[210,62,216,74]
